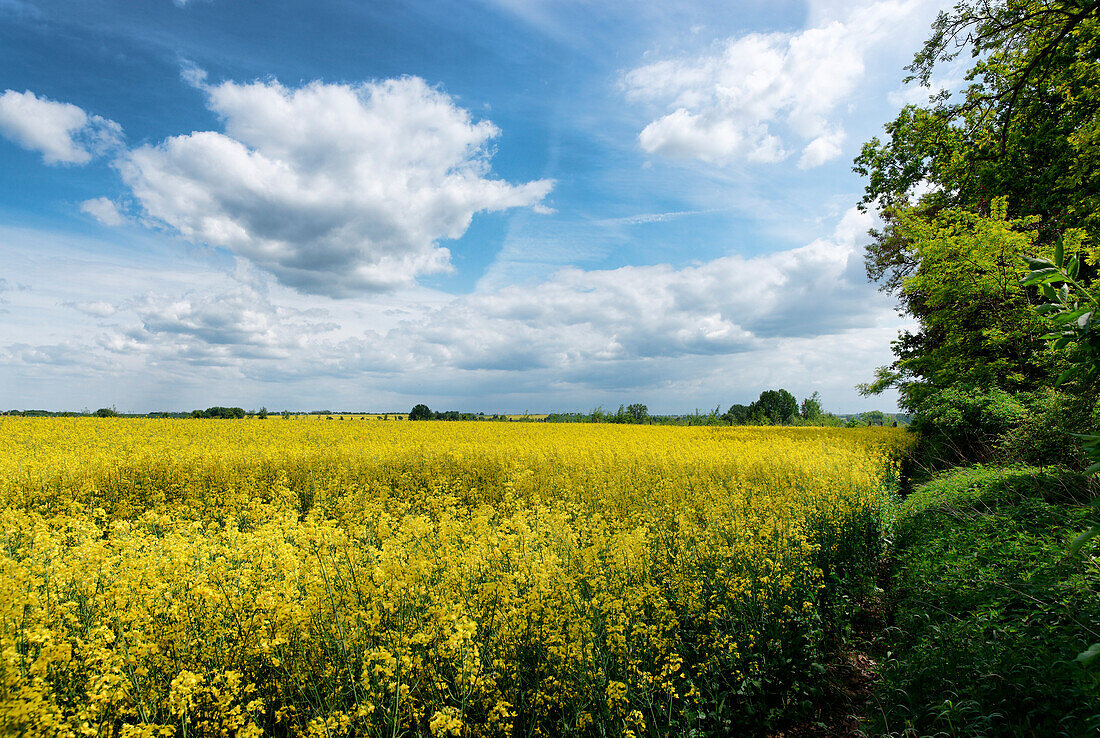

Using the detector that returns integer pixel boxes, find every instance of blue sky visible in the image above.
[0,0,951,413]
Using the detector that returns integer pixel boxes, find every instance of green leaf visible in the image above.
[1021,268,1061,285]
[1055,239,1064,268]
[1079,311,1093,330]
[1024,256,1055,269]
[1042,283,1058,300]
[1078,643,1100,667]
[1056,366,1079,385]
[1085,461,1100,475]
[1068,255,1080,280]
[1051,307,1089,326]
[1069,525,1100,554]
[1053,335,1072,351]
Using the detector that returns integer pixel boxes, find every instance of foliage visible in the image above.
[871,465,1100,736]
[0,419,912,737]
[93,407,118,417]
[722,404,753,425]
[857,201,1053,413]
[190,406,248,419]
[751,389,799,425]
[855,0,1100,242]
[1001,387,1093,466]
[408,403,433,421]
[799,392,823,422]
[907,387,1028,466]
[1020,233,1100,568]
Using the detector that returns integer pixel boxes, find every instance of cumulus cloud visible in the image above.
[81,207,883,386]
[80,197,126,226]
[119,286,340,364]
[624,0,923,167]
[0,89,123,165]
[63,300,118,318]
[116,75,553,297]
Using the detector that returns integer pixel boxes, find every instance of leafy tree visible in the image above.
[722,404,752,425]
[858,202,1055,411]
[855,0,1100,426]
[750,389,798,425]
[202,406,246,419]
[856,0,1100,246]
[800,392,823,421]
[625,403,649,423]
[409,404,433,421]
[257,406,268,419]
[92,407,117,418]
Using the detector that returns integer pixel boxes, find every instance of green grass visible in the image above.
[868,465,1100,737]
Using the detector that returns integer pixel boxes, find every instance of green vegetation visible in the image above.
[851,0,1100,733]
[872,466,1100,736]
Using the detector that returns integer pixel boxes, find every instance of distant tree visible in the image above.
[257,406,268,419]
[93,407,118,418]
[751,389,799,425]
[722,404,752,425]
[864,410,888,426]
[281,410,291,419]
[409,404,433,421]
[800,392,824,421]
[625,403,649,423]
[194,406,247,419]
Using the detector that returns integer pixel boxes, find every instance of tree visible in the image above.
[409,404,433,421]
[858,201,1055,411]
[800,392,824,421]
[257,406,268,419]
[750,389,798,425]
[625,403,649,423]
[93,407,117,418]
[722,404,752,425]
[856,0,1100,242]
[855,0,1100,413]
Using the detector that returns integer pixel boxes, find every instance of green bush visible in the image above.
[871,466,1100,737]
[1001,389,1091,468]
[909,388,1027,467]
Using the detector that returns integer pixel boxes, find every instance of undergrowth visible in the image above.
[868,465,1100,737]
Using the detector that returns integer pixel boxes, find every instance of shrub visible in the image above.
[909,388,1027,467]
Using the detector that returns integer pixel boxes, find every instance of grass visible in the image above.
[867,465,1100,737]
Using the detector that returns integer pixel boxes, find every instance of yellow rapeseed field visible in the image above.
[0,418,912,737]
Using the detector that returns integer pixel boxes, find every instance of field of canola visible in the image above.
[0,419,913,737]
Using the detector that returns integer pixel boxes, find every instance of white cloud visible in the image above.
[0,89,123,165]
[116,75,553,297]
[0,208,905,410]
[78,207,883,381]
[624,0,924,168]
[80,197,126,226]
[122,286,339,364]
[798,128,845,169]
[63,300,118,318]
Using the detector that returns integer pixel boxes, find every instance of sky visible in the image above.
[0,0,952,414]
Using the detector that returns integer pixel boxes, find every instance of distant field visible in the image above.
[0,419,911,736]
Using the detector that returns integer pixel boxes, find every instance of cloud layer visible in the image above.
[624,0,922,168]
[7,207,890,398]
[117,75,553,296]
[0,89,124,165]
